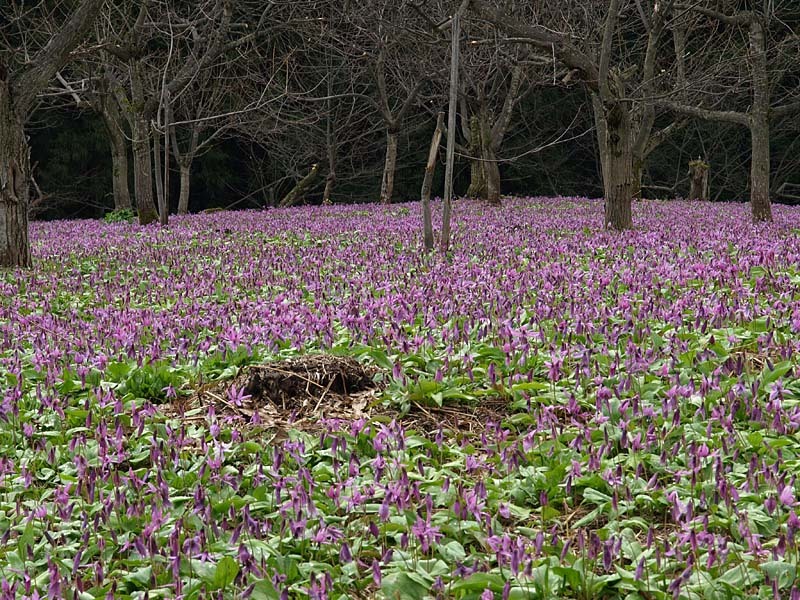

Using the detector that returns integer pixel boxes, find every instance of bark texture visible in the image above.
[750,114,771,222]
[748,20,772,223]
[132,116,158,224]
[599,101,634,230]
[380,131,399,205]
[178,164,191,214]
[479,111,501,206]
[130,63,158,224]
[0,0,106,267]
[0,85,31,268]
[99,100,132,210]
[466,115,488,199]
[153,129,165,219]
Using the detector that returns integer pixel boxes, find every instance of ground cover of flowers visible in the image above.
[3,198,800,599]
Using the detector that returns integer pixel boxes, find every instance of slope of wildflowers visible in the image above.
[2,198,800,599]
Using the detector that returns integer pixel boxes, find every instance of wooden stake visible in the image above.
[441,3,466,253]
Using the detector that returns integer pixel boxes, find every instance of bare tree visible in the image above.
[658,1,800,222]
[238,2,385,207]
[95,0,240,225]
[0,0,106,267]
[472,0,679,229]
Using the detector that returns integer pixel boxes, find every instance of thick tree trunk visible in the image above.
[0,95,31,268]
[748,20,772,223]
[479,112,501,206]
[101,112,132,210]
[421,113,444,251]
[750,116,771,222]
[177,163,191,214]
[466,115,487,199]
[131,117,158,224]
[129,61,158,225]
[110,136,131,211]
[483,156,501,206]
[380,130,399,205]
[0,0,105,267]
[467,160,487,198]
[601,102,634,230]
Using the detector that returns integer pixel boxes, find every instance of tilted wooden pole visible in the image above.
[421,112,444,251]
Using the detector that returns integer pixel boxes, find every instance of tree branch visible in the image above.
[656,99,749,126]
[470,0,599,91]
[14,0,106,114]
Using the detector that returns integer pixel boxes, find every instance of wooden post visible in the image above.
[441,3,466,253]
[421,112,444,251]
[161,89,170,225]
[688,158,709,201]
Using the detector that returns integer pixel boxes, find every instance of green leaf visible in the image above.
[760,561,796,588]
[381,572,429,600]
[717,565,760,590]
[763,361,792,387]
[212,556,239,589]
[450,572,505,592]
[552,566,583,591]
[582,487,612,505]
[250,579,281,600]
[437,540,466,562]
[124,566,153,589]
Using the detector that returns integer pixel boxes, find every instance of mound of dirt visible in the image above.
[179,354,383,430]
[170,353,510,438]
[243,354,377,411]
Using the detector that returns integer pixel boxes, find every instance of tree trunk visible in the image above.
[177,162,191,214]
[750,116,771,222]
[466,115,487,199]
[101,111,132,211]
[601,102,634,230]
[632,160,643,200]
[132,116,157,225]
[466,160,487,199]
[0,93,31,268]
[421,113,444,252]
[130,61,158,225]
[483,154,501,206]
[153,128,166,222]
[748,20,772,223]
[322,173,335,205]
[380,130,399,205]
[479,111,501,206]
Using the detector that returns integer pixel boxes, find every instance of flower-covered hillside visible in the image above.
[2,198,800,599]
